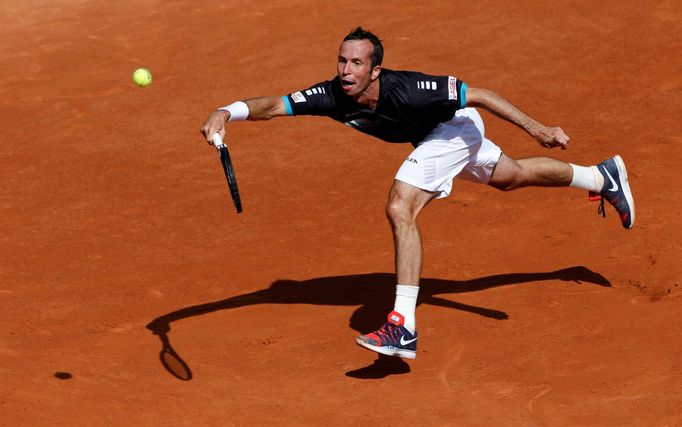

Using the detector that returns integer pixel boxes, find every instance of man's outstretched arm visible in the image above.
[466,87,570,150]
[200,96,288,145]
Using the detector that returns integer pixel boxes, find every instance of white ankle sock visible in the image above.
[394,284,419,334]
[570,164,604,192]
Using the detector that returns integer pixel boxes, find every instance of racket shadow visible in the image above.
[158,332,192,381]
[146,266,610,380]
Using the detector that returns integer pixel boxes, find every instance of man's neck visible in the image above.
[354,78,380,110]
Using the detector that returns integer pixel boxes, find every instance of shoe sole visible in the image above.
[614,155,635,228]
[355,337,416,359]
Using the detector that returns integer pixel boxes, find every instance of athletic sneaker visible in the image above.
[595,155,635,229]
[355,311,417,359]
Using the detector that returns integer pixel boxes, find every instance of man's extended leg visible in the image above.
[488,154,584,189]
[488,154,634,228]
[355,179,435,359]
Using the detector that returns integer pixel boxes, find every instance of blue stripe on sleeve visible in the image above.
[460,82,468,108]
[282,95,293,116]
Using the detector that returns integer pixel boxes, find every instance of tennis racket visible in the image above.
[212,133,243,213]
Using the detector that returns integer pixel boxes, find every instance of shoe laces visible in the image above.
[598,196,606,218]
[375,322,399,342]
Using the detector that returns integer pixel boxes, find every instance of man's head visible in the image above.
[343,27,383,68]
[337,27,383,98]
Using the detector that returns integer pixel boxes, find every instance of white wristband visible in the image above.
[219,101,249,122]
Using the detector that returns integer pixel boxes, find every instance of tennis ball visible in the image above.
[132,68,152,87]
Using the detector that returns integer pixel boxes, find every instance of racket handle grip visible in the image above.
[212,133,226,149]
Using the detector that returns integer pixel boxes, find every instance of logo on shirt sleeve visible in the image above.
[448,76,458,101]
[417,81,437,90]
[304,86,327,96]
[291,91,306,103]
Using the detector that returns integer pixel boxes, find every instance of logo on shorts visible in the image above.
[448,76,458,101]
[406,157,419,165]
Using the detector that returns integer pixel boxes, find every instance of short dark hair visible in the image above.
[343,27,383,68]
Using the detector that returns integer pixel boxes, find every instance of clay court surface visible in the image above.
[2,0,681,425]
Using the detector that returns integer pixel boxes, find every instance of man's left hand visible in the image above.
[535,126,570,150]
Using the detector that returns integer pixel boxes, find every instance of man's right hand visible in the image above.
[200,110,230,145]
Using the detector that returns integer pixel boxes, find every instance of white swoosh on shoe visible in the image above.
[400,336,417,345]
[603,167,619,192]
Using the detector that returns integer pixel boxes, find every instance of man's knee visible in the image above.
[489,155,524,191]
[385,194,413,226]
[386,180,436,226]
[490,177,523,192]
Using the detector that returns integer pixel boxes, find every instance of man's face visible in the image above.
[337,39,380,97]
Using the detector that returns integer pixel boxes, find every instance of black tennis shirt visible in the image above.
[282,69,468,145]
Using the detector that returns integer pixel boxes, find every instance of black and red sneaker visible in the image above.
[356,311,417,359]
[596,155,635,229]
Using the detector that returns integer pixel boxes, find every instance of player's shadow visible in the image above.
[146,266,610,380]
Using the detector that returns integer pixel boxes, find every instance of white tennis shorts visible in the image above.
[395,108,502,199]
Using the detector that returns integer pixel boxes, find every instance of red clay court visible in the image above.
[1,0,681,425]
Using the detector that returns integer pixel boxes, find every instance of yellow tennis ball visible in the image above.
[132,68,152,87]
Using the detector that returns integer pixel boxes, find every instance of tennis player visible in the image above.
[200,27,634,359]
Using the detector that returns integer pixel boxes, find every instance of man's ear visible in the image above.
[371,65,382,81]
